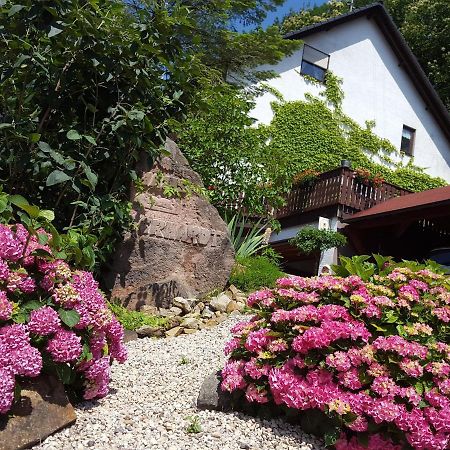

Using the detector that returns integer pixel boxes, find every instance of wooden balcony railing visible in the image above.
[276,167,411,219]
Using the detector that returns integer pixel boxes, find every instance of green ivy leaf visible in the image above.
[37,141,52,153]
[8,4,24,17]
[83,135,96,145]
[29,133,41,143]
[58,309,80,328]
[9,194,29,208]
[66,129,82,140]
[46,170,71,186]
[48,26,63,37]
[39,209,55,221]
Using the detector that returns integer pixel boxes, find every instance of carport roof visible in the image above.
[344,184,450,224]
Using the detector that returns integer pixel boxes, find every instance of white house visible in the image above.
[257,3,450,274]
[251,2,450,181]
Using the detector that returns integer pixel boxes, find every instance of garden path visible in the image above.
[34,316,324,450]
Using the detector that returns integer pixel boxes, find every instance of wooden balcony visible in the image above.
[276,167,411,219]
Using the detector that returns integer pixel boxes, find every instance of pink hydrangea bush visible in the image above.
[222,263,450,449]
[0,223,127,414]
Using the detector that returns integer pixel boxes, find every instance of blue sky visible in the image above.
[262,0,328,28]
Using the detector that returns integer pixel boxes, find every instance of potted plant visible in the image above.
[292,169,320,188]
[353,168,384,187]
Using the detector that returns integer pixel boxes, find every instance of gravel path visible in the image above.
[34,316,325,450]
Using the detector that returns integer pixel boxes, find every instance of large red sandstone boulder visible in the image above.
[104,139,235,310]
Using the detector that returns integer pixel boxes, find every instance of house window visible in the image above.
[300,44,330,82]
[400,125,415,156]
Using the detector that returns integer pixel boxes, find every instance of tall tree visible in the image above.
[0,0,211,268]
[0,0,298,267]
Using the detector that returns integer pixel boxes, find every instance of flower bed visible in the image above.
[0,223,127,415]
[221,259,450,449]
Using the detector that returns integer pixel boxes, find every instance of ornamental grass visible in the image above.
[221,259,450,449]
[0,223,127,415]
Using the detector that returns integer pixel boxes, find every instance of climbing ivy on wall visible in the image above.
[261,73,446,193]
[180,72,446,217]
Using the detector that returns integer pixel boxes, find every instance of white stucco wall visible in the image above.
[251,17,450,182]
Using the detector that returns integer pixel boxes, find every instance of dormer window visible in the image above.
[401,125,415,156]
[300,44,330,82]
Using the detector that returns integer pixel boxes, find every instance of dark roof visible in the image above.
[344,184,450,223]
[284,3,450,143]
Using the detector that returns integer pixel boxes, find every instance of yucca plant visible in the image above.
[227,214,270,258]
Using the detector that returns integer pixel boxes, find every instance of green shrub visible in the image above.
[230,256,284,293]
[108,302,168,331]
[289,227,347,255]
[0,0,209,270]
[261,247,284,265]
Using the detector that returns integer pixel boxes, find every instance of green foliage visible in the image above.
[179,86,287,216]
[227,215,269,258]
[290,227,347,255]
[153,171,209,200]
[281,1,367,34]
[184,0,299,83]
[0,187,98,268]
[181,72,444,218]
[261,247,283,265]
[281,0,450,110]
[178,356,190,365]
[331,254,447,281]
[388,0,450,109]
[230,255,284,293]
[0,0,299,269]
[185,415,202,434]
[261,75,446,192]
[0,0,207,269]
[108,302,168,331]
[215,26,301,83]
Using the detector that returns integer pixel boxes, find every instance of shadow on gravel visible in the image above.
[197,371,326,446]
[231,401,329,443]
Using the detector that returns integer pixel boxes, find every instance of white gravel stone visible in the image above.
[33,316,325,450]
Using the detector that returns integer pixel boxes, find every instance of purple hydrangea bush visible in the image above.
[0,223,127,415]
[222,262,450,449]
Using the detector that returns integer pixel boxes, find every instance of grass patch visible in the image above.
[108,301,169,331]
[229,255,285,293]
[185,416,202,434]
